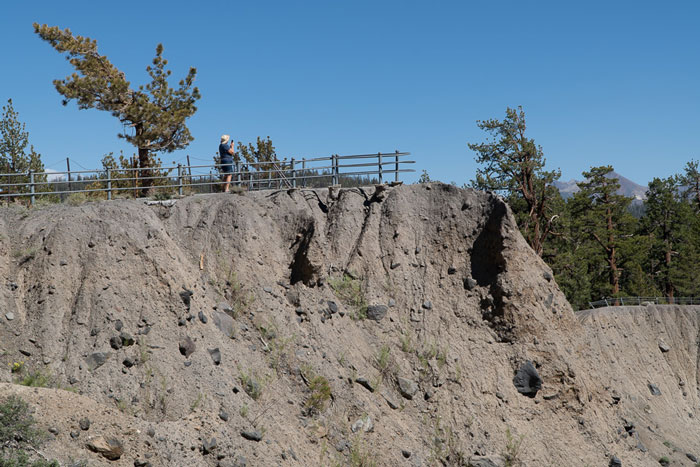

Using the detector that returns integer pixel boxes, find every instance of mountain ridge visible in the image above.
[554,171,647,200]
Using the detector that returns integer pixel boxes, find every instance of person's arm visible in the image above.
[228,144,235,156]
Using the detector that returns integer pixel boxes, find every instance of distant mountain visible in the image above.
[554,171,647,201]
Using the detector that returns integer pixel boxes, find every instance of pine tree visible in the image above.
[639,175,700,297]
[678,159,700,211]
[0,99,45,197]
[639,177,686,296]
[236,136,278,171]
[469,106,562,256]
[34,24,200,189]
[569,166,634,299]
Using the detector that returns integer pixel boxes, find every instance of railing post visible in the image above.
[107,168,112,200]
[177,164,183,196]
[302,158,306,187]
[332,155,338,185]
[66,158,72,193]
[395,150,399,182]
[291,158,296,188]
[29,171,35,206]
[378,152,383,184]
[268,168,272,189]
[249,171,253,190]
[236,162,241,186]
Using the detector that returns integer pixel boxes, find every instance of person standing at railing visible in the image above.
[219,134,235,193]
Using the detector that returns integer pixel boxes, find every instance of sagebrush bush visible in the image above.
[0,395,59,466]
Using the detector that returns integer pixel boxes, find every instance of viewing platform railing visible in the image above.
[588,297,700,308]
[0,151,414,205]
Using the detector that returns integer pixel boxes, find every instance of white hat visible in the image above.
[220,134,230,144]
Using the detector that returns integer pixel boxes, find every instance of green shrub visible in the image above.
[239,369,262,401]
[503,427,524,467]
[0,395,59,466]
[18,371,52,388]
[305,375,331,415]
[328,274,367,319]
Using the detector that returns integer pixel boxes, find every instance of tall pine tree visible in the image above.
[34,24,200,189]
[469,106,562,256]
[0,99,45,197]
[569,166,634,299]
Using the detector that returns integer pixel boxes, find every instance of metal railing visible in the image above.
[0,151,414,205]
[588,297,700,308]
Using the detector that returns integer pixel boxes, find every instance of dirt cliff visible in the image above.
[0,183,698,466]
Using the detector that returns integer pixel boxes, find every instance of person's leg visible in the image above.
[223,174,232,193]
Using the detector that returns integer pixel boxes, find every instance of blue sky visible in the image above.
[1,1,699,185]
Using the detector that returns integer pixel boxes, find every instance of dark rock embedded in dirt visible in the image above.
[648,383,661,396]
[513,361,542,398]
[79,417,91,430]
[120,332,135,346]
[208,347,222,365]
[199,311,208,324]
[464,277,477,291]
[608,455,622,467]
[179,288,193,309]
[397,377,418,400]
[179,336,196,358]
[86,352,109,371]
[355,377,375,392]
[241,430,263,442]
[110,336,122,350]
[366,304,388,321]
[202,437,217,454]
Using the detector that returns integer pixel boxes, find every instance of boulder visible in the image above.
[513,361,542,398]
[179,336,196,358]
[86,352,110,371]
[86,436,123,460]
[397,377,418,400]
[366,305,388,321]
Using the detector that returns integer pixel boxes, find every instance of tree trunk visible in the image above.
[664,236,673,298]
[138,147,152,197]
[606,205,620,296]
[135,123,153,196]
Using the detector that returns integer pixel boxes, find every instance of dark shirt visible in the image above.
[219,143,233,161]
